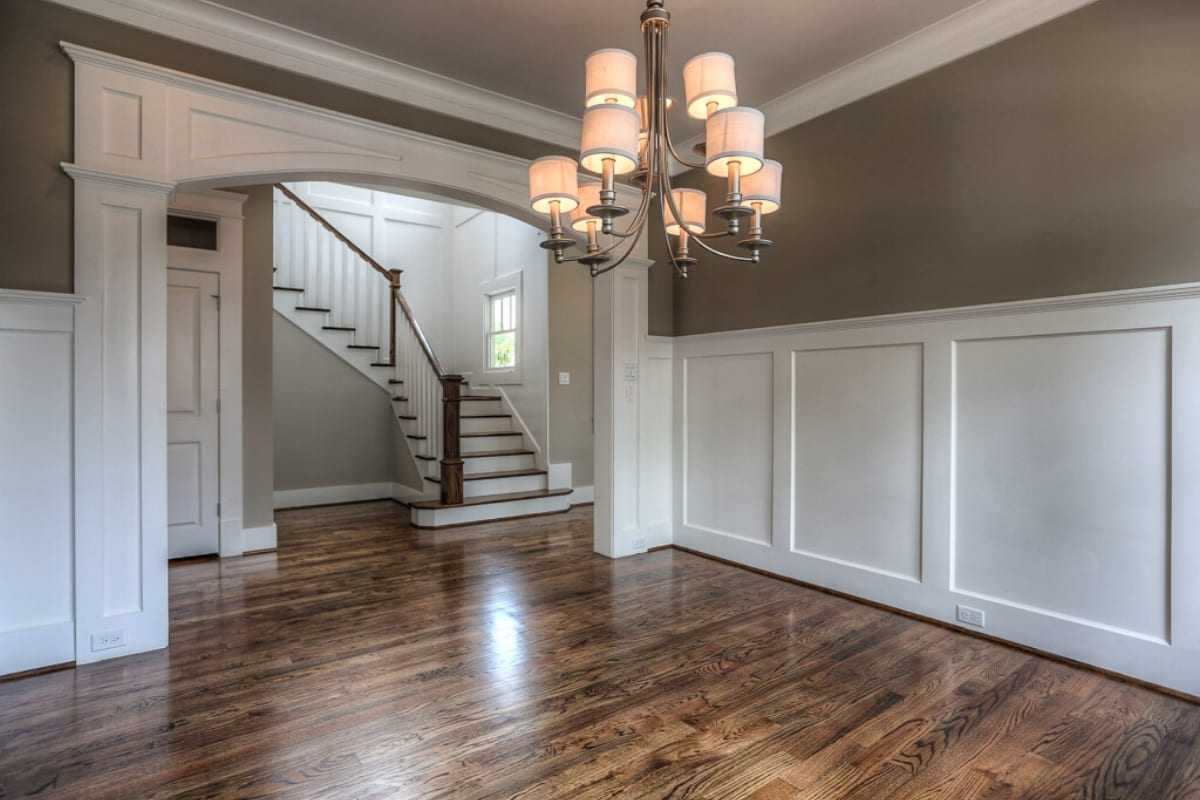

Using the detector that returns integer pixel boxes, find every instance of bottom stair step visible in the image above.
[410,487,571,511]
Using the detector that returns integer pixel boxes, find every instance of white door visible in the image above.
[167,268,221,558]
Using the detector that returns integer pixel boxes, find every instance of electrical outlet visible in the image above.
[956,604,985,628]
[558,371,570,385]
[91,629,126,651]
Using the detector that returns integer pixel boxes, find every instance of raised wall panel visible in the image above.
[684,352,773,544]
[792,344,923,581]
[166,284,202,414]
[0,299,76,675]
[639,345,674,548]
[953,329,1170,641]
[101,89,142,159]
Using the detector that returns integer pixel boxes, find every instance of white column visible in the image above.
[66,166,174,664]
[593,258,653,558]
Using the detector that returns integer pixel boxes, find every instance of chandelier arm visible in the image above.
[654,15,705,171]
[658,151,755,264]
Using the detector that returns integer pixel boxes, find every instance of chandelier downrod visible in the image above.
[527,0,783,278]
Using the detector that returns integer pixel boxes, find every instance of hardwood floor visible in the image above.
[2,501,1198,799]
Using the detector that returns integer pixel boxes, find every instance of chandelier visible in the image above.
[527,0,782,278]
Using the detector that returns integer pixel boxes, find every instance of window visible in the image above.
[487,289,518,370]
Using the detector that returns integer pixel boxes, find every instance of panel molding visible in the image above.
[672,286,1200,697]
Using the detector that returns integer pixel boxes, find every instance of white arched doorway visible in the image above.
[63,43,668,668]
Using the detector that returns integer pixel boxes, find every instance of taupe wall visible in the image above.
[273,314,419,492]
[240,186,274,528]
[548,256,594,487]
[0,0,566,294]
[659,0,1200,336]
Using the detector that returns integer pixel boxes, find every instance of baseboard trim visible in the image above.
[243,523,277,552]
[273,482,395,509]
[570,485,594,505]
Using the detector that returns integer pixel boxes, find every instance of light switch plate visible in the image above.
[559,371,570,385]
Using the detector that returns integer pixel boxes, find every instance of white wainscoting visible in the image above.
[672,283,1200,696]
[0,291,83,675]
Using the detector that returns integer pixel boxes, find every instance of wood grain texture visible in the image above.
[1,501,1197,799]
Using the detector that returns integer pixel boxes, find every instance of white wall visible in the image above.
[672,284,1200,697]
[0,292,81,675]
[450,208,549,466]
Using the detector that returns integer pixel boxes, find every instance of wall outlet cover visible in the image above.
[956,604,986,628]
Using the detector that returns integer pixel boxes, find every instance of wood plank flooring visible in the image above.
[2,501,1198,799]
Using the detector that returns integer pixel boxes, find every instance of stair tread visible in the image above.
[322,325,355,331]
[461,431,522,438]
[410,487,571,510]
[294,306,331,312]
[397,414,418,420]
[414,455,437,461]
[461,449,534,459]
[388,379,404,385]
[462,414,511,419]
[461,395,502,402]
[464,468,547,481]
[370,362,394,367]
[392,396,408,401]
[273,286,304,292]
[347,344,377,350]
[406,434,427,440]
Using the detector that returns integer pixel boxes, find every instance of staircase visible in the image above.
[272,183,572,527]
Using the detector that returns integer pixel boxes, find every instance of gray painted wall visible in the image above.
[548,256,594,487]
[658,0,1200,336]
[273,313,419,492]
[240,186,275,528]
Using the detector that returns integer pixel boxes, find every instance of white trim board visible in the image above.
[274,482,397,509]
[46,0,581,150]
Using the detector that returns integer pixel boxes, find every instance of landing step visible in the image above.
[461,431,522,438]
[294,305,331,313]
[410,487,571,510]
[273,286,304,292]
[461,449,534,459]
[322,325,355,331]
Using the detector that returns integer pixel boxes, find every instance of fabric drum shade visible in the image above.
[571,183,606,231]
[528,156,580,214]
[705,106,764,177]
[585,49,638,108]
[580,105,640,175]
[665,188,706,235]
[683,52,737,119]
[740,158,782,213]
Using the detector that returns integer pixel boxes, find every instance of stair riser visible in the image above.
[464,454,535,474]
[459,400,504,415]
[464,474,547,498]
[460,435,525,454]
[461,417,515,435]
[410,493,571,528]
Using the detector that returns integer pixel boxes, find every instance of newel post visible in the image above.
[388,269,401,367]
[440,375,465,505]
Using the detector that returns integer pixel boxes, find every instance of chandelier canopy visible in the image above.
[528,0,783,278]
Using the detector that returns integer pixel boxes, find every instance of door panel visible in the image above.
[167,268,220,558]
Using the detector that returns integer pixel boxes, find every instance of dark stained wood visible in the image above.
[440,375,465,505]
[409,487,572,510]
[1,502,1197,799]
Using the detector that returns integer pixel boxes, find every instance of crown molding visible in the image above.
[676,0,1102,161]
[45,0,582,151]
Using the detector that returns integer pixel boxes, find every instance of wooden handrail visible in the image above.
[277,182,447,379]
[274,183,393,282]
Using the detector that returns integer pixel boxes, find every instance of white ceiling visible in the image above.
[202,0,982,116]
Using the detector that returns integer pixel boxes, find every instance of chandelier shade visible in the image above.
[528,156,580,214]
[683,52,738,120]
[527,0,781,277]
[705,107,765,177]
[571,183,606,231]
[666,188,707,235]
[580,105,641,175]
[741,158,783,214]
[585,49,638,108]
